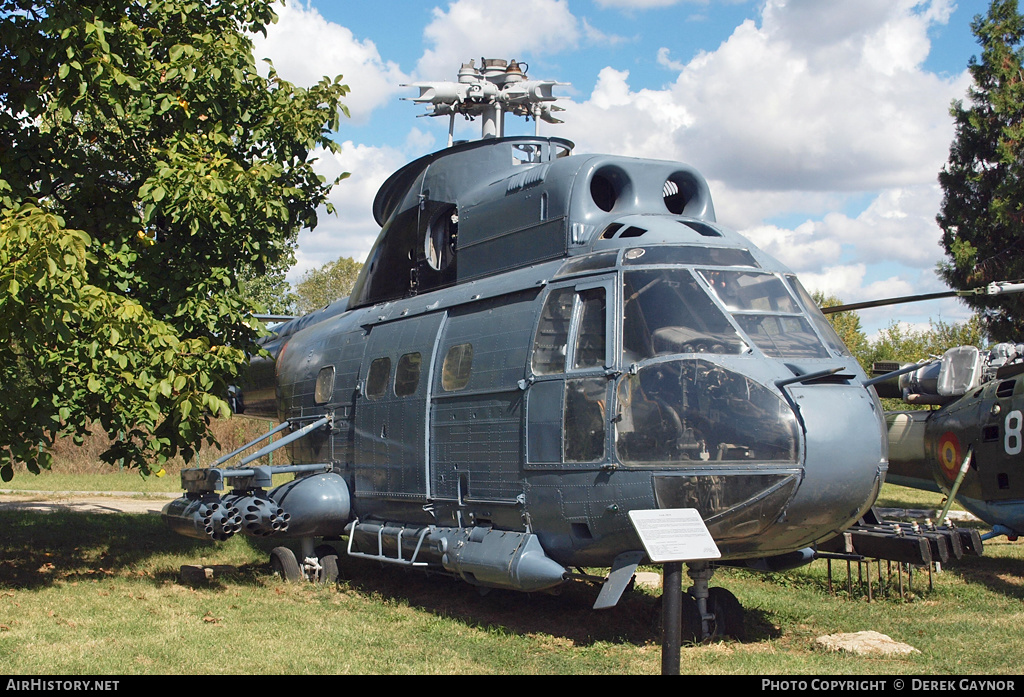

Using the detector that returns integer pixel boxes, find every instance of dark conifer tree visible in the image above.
[938,0,1024,341]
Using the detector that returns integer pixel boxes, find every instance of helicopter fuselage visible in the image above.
[257,135,888,570]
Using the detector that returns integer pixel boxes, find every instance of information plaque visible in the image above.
[627,508,721,563]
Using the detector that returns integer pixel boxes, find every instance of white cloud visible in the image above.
[415,0,581,80]
[567,0,970,191]
[741,220,844,271]
[555,0,973,333]
[593,0,748,8]
[569,67,692,158]
[289,141,408,281]
[739,184,947,272]
[595,0,686,8]
[250,1,408,123]
[656,47,687,72]
[582,18,633,46]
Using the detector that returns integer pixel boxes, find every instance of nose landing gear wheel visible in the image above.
[680,592,703,645]
[654,591,703,644]
[707,586,744,640]
[270,546,302,582]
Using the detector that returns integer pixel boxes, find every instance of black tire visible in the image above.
[707,586,744,640]
[270,546,301,582]
[655,592,704,643]
[680,592,703,644]
[313,544,340,584]
[318,554,339,584]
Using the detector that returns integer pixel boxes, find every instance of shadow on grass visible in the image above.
[315,545,783,647]
[0,510,225,589]
[945,547,1024,601]
[0,510,784,648]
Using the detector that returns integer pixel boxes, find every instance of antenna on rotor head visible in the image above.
[402,58,568,146]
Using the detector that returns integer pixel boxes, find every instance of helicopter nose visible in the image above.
[783,383,886,540]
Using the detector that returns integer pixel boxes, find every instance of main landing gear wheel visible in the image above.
[270,546,301,582]
[314,544,340,585]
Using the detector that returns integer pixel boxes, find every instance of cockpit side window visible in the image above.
[622,269,746,362]
[532,286,609,374]
[786,275,855,357]
[573,288,606,370]
[532,288,574,375]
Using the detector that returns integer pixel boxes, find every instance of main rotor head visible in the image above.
[403,58,568,144]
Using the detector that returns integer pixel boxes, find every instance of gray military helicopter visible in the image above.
[163,58,889,641]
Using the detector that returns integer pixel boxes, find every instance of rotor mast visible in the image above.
[403,58,567,146]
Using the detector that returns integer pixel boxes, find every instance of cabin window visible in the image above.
[622,245,758,267]
[681,221,721,237]
[785,275,854,357]
[702,270,799,313]
[365,357,391,400]
[395,352,422,397]
[553,251,618,279]
[442,343,473,391]
[314,366,335,405]
[732,315,828,359]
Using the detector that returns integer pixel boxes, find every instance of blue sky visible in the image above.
[252,0,993,337]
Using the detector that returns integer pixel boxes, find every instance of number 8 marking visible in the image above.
[1006,410,1023,456]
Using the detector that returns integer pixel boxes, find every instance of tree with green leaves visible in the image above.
[814,292,870,369]
[239,262,298,317]
[937,0,1024,341]
[861,316,987,368]
[292,256,363,315]
[0,0,349,480]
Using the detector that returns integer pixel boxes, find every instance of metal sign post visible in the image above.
[628,509,721,675]
[661,561,683,674]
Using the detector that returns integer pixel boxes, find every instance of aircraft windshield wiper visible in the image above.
[775,366,846,388]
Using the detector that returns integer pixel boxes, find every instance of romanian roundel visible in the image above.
[937,431,961,481]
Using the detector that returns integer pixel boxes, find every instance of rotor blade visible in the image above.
[820,281,1024,315]
[820,291,957,314]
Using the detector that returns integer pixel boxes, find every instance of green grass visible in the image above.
[0,469,183,494]
[1,417,292,495]
[2,481,1023,674]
